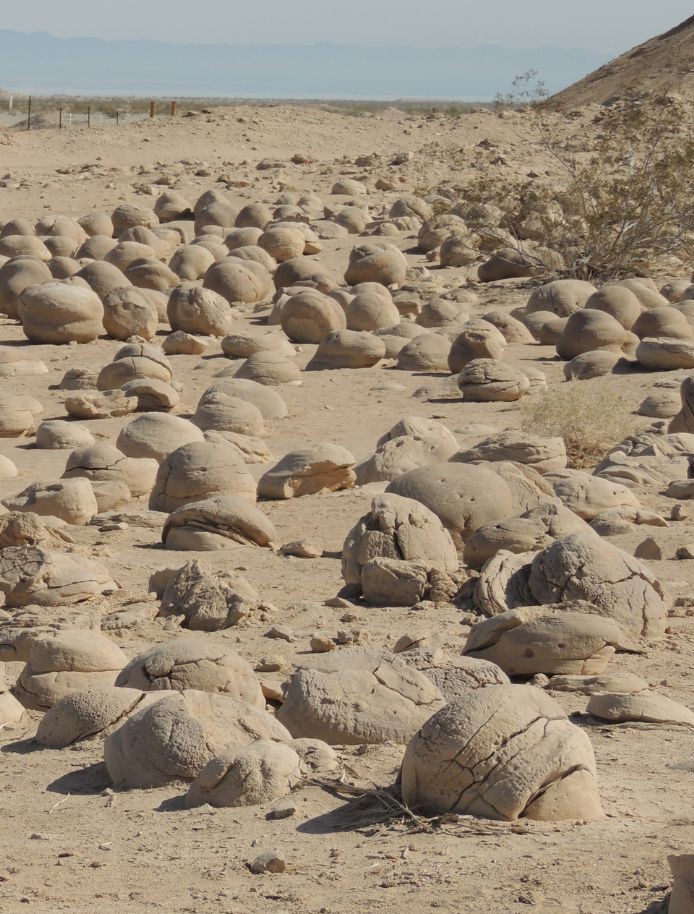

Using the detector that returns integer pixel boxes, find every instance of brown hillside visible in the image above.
[551,14,694,106]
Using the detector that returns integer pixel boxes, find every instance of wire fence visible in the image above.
[2,96,180,131]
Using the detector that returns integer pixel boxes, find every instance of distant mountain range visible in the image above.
[0,29,610,100]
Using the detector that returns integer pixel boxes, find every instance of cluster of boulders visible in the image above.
[2,174,694,881]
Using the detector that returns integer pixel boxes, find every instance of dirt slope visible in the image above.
[552,14,694,106]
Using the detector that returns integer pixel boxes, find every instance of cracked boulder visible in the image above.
[669,376,694,434]
[342,493,458,596]
[63,443,158,497]
[185,739,302,808]
[463,605,632,676]
[35,687,165,748]
[401,684,603,821]
[162,495,276,551]
[159,559,262,630]
[276,647,445,745]
[104,690,290,788]
[0,546,118,607]
[463,503,592,569]
[14,630,127,710]
[150,438,256,513]
[528,532,667,637]
[258,443,356,499]
[3,478,98,526]
[0,512,74,550]
[115,636,264,706]
[458,359,530,403]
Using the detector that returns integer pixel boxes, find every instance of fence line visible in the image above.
[14,97,180,131]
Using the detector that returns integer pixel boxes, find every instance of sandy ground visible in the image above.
[0,104,693,914]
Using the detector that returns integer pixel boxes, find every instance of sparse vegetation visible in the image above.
[457,71,694,280]
[521,381,638,468]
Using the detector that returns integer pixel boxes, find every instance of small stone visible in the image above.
[672,504,689,521]
[249,850,287,874]
[280,540,324,559]
[529,673,550,688]
[269,800,297,820]
[634,537,662,560]
[265,625,295,642]
[255,656,282,673]
[310,632,336,653]
[260,679,284,702]
[676,544,694,560]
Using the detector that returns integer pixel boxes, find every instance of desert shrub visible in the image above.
[458,72,694,280]
[520,381,638,469]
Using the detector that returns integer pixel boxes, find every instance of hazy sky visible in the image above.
[3,0,692,51]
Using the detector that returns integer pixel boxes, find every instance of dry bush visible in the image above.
[458,72,694,280]
[521,381,638,469]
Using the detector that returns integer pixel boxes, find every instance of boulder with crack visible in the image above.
[258,443,356,499]
[104,690,291,788]
[0,546,118,607]
[158,559,262,630]
[185,739,302,808]
[463,605,634,676]
[115,636,264,706]
[277,647,445,745]
[401,684,603,821]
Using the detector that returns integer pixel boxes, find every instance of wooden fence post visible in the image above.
[171,100,177,117]
[149,101,155,118]
[27,96,31,131]
[87,106,91,128]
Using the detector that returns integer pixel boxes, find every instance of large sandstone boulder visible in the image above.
[280,289,346,343]
[159,559,262,630]
[636,338,694,370]
[448,323,506,373]
[14,631,127,710]
[556,310,634,360]
[18,282,104,343]
[344,242,407,287]
[0,393,43,438]
[0,546,117,607]
[528,533,667,637]
[162,496,276,551]
[203,258,271,305]
[463,502,592,569]
[186,740,302,809]
[457,359,530,402]
[150,438,256,512]
[104,691,290,788]
[356,418,458,484]
[277,648,445,745]
[0,257,52,319]
[115,637,264,707]
[401,684,603,821]
[525,279,596,317]
[258,444,356,499]
[3,478,98,526]
[453,432,566,474]
[117,413,204,463]
[308,329,385,369]
[64,443,158,497]
[545,469,640,520]
[342,493,459,591]
[463,606,631,676]
[168,283,235,336]
[386,463,513,550]
[396,333,451,372]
